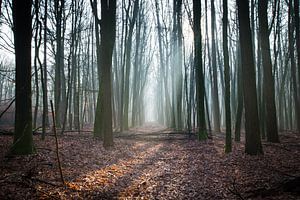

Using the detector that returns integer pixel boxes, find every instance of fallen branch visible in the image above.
[0,98,15,119]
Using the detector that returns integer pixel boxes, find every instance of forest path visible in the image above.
[0,130,299,199]
[115,122,192,141]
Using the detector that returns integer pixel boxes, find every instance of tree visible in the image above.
[210,0,221,132]
[294,0,300,132]
[123,0,139,130]
[90,0,102,138]
[11,0,34,154]
[237,0,263,155]
[295,0,300,99]
[41,0,50,140]
[93,0,116,148]
[223,0,231,152]
[54,0,66,128]
[258,0,279,143]
[288,0,300,132]
[154,0,172,127]
[173,0,183,130]
[234,43,243,142]
[193,0,207,140]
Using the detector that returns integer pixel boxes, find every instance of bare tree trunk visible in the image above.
[90,0,103,138]
[41,0,49,140]
[123,0,139,130]
[237,0,263,155]
[11,0,34,154]
[131,5,142,127]
[93,0,116,148]
[193,0,207,140]
[223,0,232,152]
[288,1,300,131]
[258,0,279,142]
[54,0,65,128]
[210,0,220,132]
[33,0,40,130]
[294,0,300,100]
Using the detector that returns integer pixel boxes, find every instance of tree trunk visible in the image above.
[223,0,232,153]
[237,0,263,155]
[288,1,300,131]
[193,0,207,140]
[41,0,49,140]
[33,0,40,130]
[210,0,220,132]
[54,0,65,128]
[11,0,34,155]
[294,0,300,101]
[96,0,116,148]
[90,0,103,138]
[123,0,139,130]
[258,0,279,142]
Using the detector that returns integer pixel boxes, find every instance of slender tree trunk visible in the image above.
[234,39,243,142]
[123,0,139,130]
[90,0,103,138]
[294,0,300,100]
[210,0,220,132]
[175,0,183,130]
[288,1,300,131]
[33,0,40,130]
[131,7,142,127]
[193,0,207,140]
[41,0,49,140]
[223,0,232,152]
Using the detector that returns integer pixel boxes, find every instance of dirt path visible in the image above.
[0,125,299,199]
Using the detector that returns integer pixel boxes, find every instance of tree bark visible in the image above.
[258,0,279,142]
[210,0,221,132]
[96,0,116,148]
[288,1,300,131]
[41,0,49,140]
[237,0,263,155]
[223,0,232,152]
[193,0,207,140]
[294,0,300,100]
[11,0,34,155]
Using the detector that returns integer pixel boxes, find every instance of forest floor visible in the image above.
[0,123,300,199]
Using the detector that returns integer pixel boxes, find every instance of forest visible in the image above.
[0,0,299,199]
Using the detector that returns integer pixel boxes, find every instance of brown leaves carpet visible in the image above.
[0,126,299,199]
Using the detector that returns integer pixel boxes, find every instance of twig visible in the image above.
[22,177,61,200]
[228,178,245,200]
[33,126,42,134]
[50,100,65,185]
[0,98,15,119]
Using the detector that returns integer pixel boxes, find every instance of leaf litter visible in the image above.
[0,127,299,199]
